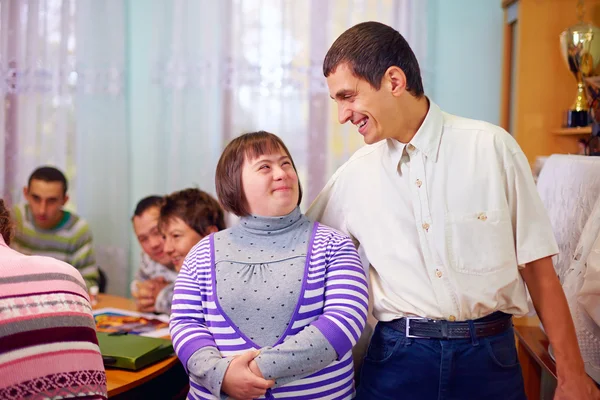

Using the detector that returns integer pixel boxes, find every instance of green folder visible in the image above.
[96,332,175,371]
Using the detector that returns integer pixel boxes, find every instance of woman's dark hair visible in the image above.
[158,188,225,235]
[0,199,14,245]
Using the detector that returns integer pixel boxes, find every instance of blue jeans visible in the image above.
[355,322,527,400]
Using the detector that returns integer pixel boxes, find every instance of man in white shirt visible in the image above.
[307,21,600,399]
[131,195,178,313]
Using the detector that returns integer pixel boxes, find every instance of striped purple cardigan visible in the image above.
[170,222,368,399]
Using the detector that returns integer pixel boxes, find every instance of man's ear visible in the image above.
[62,194,70,207]
[23,186,29,198]
[384,66,407,97]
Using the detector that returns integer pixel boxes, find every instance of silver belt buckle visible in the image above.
[405,316,429,338]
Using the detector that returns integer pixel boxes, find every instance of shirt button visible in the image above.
[435,269,442,278]
[407,144,415,151]
[477,212,488,221]
[448,315,456,322]
[422,222,430,232]
[415,179,422,188]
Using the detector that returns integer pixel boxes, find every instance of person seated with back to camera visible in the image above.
[0,198,107,399]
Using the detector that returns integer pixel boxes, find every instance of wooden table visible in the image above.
[513,316,556,399]
[95,294,187,399]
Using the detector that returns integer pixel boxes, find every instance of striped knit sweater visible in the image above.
[12,203,99,289]
[170,222,368,399]
[0,237,107,399]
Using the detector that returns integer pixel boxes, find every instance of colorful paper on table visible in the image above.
[93,307,170,338]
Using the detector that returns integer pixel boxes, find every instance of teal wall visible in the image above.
[426,0,504,125]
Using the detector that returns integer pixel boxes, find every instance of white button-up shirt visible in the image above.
[307,101,559,321]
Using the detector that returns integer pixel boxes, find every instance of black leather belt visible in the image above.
[383,311,513,339]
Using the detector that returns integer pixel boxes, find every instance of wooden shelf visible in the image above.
[552,127,592,136]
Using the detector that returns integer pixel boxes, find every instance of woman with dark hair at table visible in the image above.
[158,187,226,274]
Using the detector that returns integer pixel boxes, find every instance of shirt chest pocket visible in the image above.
[445,209,516,275]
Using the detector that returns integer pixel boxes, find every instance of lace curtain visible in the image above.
[225,0,429,202]
[138,0,428,203]
[0,0,77,204]
[0,0,129,295]
[2,0,427,295]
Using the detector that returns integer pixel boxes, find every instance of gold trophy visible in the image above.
[560,1,600,128]
[560,19,600,127]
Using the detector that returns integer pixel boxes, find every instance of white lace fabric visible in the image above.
[537,154,600,383]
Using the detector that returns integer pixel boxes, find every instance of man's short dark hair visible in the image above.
[323,21,424,97]
[28,166,68,195]
[133,195,164,219]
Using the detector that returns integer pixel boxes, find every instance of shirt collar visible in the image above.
[386,138,406,172]
[410,100,444,161]
[386,99,444,168]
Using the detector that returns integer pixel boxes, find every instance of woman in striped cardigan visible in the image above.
[170,131,369,400]
[0,199,107,399]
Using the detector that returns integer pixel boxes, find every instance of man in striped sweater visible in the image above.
[0,198,107,399]
[11,166,99,289]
